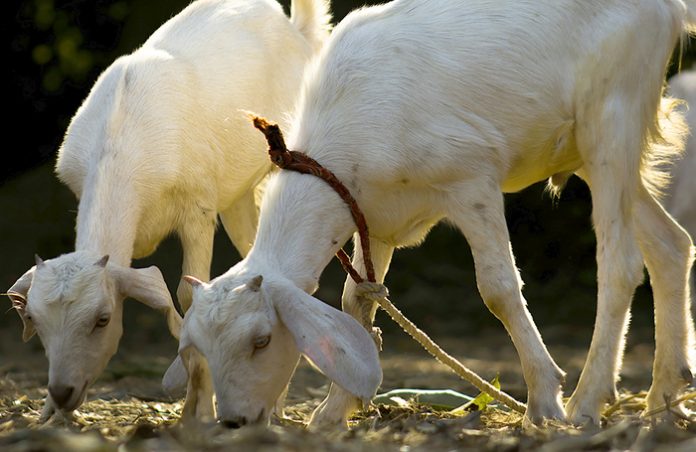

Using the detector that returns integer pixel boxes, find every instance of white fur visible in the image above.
[173,0,696,427]
[665,71,696,242]
[665,69,696,321]
[8,0,329,419]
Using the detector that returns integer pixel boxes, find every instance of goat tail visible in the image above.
[641,96,688,200]
[290,0,332,53]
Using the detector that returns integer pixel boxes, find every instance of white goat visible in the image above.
[7,0,330,420]
[666,71,696,251]
[666,70,696,310]
[168,0,696,427]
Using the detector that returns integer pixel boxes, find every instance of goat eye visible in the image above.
[96,315,110,328]
[253,335,271,349]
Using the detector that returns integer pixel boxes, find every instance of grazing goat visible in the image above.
[167,0,696,427]
[7,0,330,420]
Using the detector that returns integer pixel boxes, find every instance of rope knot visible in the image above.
[355,282,389,351]
[355,282,390,301]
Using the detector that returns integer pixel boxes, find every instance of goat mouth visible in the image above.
[60,381,89,412]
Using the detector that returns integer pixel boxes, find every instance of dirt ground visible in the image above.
[1,324,695,451]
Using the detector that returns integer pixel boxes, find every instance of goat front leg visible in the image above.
[309,236,394,428]
[220,188,259,259]
[177,212,216,421]
[180,352,216,422]
[448,181,566,425]
[39,394,56,423]
[176,210,215,313]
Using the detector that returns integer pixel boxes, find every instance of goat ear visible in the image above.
[21,319,36,342]
[95,255,109,268]
[247,275,263,292]
[110,265,182,339]
[7,267,37,342]
[270,280,382,400]
[162,354,188,396]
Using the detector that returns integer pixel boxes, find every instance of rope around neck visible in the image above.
[252,116,527,415]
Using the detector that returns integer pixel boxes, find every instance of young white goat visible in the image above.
[7,0,330,420]
[169,0,696,427]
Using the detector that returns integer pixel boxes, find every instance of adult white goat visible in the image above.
[168,0,696,427]
[666,70,696,314]
[7,0,330,420]
[666,71,696,258]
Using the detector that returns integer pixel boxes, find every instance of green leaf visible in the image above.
[470,374,500,411]
[450,374,500,414]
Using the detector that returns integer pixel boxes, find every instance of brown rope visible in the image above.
[253,116,374,283]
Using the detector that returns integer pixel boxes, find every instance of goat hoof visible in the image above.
[565,395,602,427]
[526,399,566,425]
[39,397,56,423]
[308,401,350,430]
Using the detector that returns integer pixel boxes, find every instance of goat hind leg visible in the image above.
[635,187,695,417]
[448,183,566,424]
[565,162,646,425]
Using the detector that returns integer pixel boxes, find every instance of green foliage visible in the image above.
[27,0,100,91]
[469,375,501,411]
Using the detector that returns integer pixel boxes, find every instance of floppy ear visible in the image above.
[269,280,382,400]
[109,265,182,339]
[7,267,37,342]
[162,355,188,396]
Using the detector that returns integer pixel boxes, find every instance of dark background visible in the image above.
[2,0,693,357]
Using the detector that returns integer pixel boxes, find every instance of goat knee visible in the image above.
[477,272,523,319]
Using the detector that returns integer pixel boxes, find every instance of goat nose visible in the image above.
[220,417,247,429]
[48,384,75,408]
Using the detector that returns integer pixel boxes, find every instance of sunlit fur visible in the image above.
[9,0,330,419]
[665,71,696,244]
[665,69,696,311]
[176,0,696,428]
